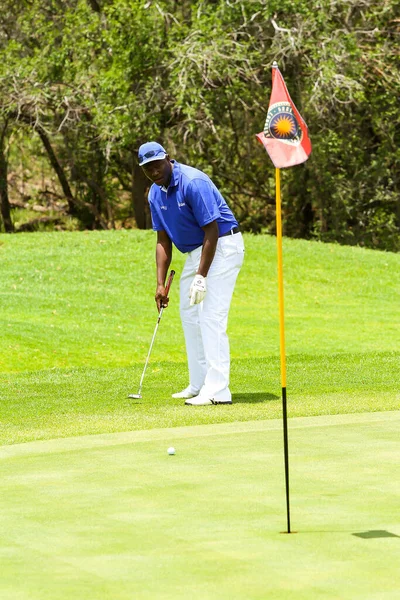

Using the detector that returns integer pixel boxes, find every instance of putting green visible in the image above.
[1,411,399,599]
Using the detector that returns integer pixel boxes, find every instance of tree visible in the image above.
[0,0,398,250]
[0,120,14,232]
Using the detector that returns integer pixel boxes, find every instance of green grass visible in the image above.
[0,353,399,445]
[1,412,399,599]
[1,230,399,599]
[0,230,399,446]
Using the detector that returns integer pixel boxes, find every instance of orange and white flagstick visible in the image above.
[275,167,291,534]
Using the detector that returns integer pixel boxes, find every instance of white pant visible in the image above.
[180,232,244,402]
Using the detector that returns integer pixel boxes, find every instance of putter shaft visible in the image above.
[128,269,175,399]
[134,306,164,397]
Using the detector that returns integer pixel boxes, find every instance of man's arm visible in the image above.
[155,230,173,311]
[197,220,219,277]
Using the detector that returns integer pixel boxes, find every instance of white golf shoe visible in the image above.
[171,386,200,399]
[185,395,232,406]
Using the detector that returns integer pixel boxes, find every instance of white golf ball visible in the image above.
[167,447,176,455]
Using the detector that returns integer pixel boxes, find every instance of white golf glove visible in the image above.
[189,274,207,306]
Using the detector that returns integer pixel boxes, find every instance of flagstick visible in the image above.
[275,167,291,534]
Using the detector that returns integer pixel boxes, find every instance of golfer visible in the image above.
[138,141,244,405]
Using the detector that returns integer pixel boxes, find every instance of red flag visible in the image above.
[256,63,311,168]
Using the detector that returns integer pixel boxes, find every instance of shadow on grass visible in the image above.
[353,530,400,539]
[232,392,279,404]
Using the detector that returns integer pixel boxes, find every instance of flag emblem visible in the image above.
[265,102,303,145]
[256,63,312,168]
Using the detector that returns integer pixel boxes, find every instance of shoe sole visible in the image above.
[210,399,232,405]
[185,400,232,406]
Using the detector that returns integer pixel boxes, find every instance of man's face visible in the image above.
[142,157,173,187]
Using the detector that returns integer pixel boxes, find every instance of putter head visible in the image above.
[128,393,142,399]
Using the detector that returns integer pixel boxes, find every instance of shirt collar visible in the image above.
[161,160,179,192]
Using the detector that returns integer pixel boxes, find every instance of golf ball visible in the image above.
[167,447,176,455]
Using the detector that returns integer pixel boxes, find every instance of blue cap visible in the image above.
[138,141,167,166]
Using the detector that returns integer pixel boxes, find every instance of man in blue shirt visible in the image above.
[138,141,244,405]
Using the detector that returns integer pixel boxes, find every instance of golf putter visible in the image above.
[128,269,175,399]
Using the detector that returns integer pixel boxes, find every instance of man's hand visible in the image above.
[155,285,169,312]
[189,275,207,306]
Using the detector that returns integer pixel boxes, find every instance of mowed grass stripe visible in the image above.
[0,410,398,458]
[0,352,398,446]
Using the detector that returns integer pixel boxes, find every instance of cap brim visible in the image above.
[139,153,167,167]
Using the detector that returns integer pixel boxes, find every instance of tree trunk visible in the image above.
[132,158,150,229]
[35,126,78,217]
[0,122,14,233]
[87,0,101,12]
[36,125,100,229]
[9,112,94,225]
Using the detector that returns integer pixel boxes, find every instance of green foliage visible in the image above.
[0,0,399,249]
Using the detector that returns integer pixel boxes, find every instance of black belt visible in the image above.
[219,226,240,238]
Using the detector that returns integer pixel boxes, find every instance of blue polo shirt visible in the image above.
[148,161,238,253]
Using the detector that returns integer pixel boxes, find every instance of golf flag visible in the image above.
[256,62,312,534]
[256,63,311,168]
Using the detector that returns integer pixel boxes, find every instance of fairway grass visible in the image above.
[1,411,399,600]
[0,229,399,444]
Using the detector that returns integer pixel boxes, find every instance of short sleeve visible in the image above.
[185,179,221,227]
